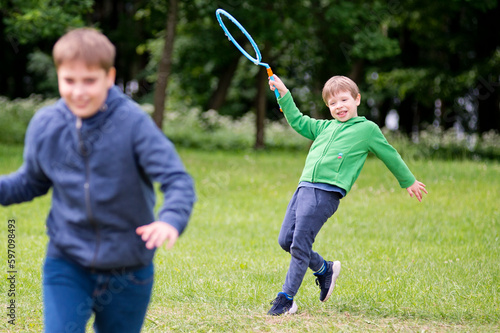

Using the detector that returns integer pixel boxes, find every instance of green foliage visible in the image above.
[2,0,499,135]
[339,1,402,62]
[351,28,400,61]
[0,96,55,144]
[369,68,431,101]
[27,50,58,96]
[4,0,93,44]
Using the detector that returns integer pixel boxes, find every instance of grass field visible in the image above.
[0,144,499,332]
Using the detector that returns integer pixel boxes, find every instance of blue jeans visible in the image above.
[43,256,154,333]
[278,187,340,297]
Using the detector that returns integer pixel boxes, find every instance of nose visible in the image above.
[72,83,86,98]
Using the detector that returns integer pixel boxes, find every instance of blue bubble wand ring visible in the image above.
[216,8,281,110]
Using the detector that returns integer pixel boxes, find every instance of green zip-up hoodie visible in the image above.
[279,92,415,195]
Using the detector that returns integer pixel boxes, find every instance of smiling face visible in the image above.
[327,91,361,122]
[57,60,116,119]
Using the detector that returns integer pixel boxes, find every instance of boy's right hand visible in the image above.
[269,75,289,98]
[136,221,179,250]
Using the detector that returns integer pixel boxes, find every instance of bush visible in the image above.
[140,104,311,151]
[383,126,500,161]
[1,95,499,159]
[0,95,56,144]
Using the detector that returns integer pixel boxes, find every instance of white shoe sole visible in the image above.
[285,301,298,315]
[322,261,341,302]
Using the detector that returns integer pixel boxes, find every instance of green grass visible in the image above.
[0,144,499,332]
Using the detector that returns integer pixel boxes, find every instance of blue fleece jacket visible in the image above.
[0,86,196,270]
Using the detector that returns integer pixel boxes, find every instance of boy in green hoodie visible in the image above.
[266,74,427,316]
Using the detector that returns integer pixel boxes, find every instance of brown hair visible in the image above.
[53,28,115,71]
[322,76,360,105]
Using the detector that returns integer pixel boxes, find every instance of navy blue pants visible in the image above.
[278,186,340,297]
[43,256,153,333]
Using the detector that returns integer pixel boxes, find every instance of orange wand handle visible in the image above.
[266,67,282,112]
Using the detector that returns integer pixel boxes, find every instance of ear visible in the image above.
[355,93,361,106]
[106,67,116,88]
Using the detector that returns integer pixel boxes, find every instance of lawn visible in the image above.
[1,144,499,332]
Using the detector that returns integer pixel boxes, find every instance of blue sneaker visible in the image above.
[314,261,341,302]
[267,292,298,316]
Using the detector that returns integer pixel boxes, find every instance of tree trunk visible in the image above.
[398,96,416,136]
[255,42,273,150]
[477,82,500,133]
[255,64,267,149]
[207,56,240,110]
[474,4,500,134]
[152,0,178,129]
[348,59,364,84]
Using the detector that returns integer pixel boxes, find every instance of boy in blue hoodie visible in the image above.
[0,28,196,332]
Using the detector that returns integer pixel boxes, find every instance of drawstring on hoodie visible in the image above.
[75,115,100,270]
[76,117,89,156]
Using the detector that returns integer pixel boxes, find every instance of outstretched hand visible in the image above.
[268,74,289,98]
[406,180,428,202]
[136,221,179,250]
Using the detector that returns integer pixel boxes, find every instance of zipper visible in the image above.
[311,122,344,180]
[76,117,101,270]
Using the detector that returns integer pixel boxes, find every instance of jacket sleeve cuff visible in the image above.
[277,91,292,104]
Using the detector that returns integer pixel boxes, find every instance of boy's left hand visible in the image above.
[136,221,179,250]
[406,180,428,202]
[268,74,289,98]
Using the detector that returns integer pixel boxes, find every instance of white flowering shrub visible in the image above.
[1,95,498,158]
[383,126,500,160]
[0,96,56,144]
[156,107,310,151]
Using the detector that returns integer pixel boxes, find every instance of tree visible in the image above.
[2,0,499,138]
[0,0,93,97]
[0,0,160,98]
[152,0,178,129]
[367,0,500,135]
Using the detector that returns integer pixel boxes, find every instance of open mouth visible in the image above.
[73,101,90,109]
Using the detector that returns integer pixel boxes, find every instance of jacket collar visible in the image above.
[333,116,367,125]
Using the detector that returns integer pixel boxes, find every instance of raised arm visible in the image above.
[268,75,330,140]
